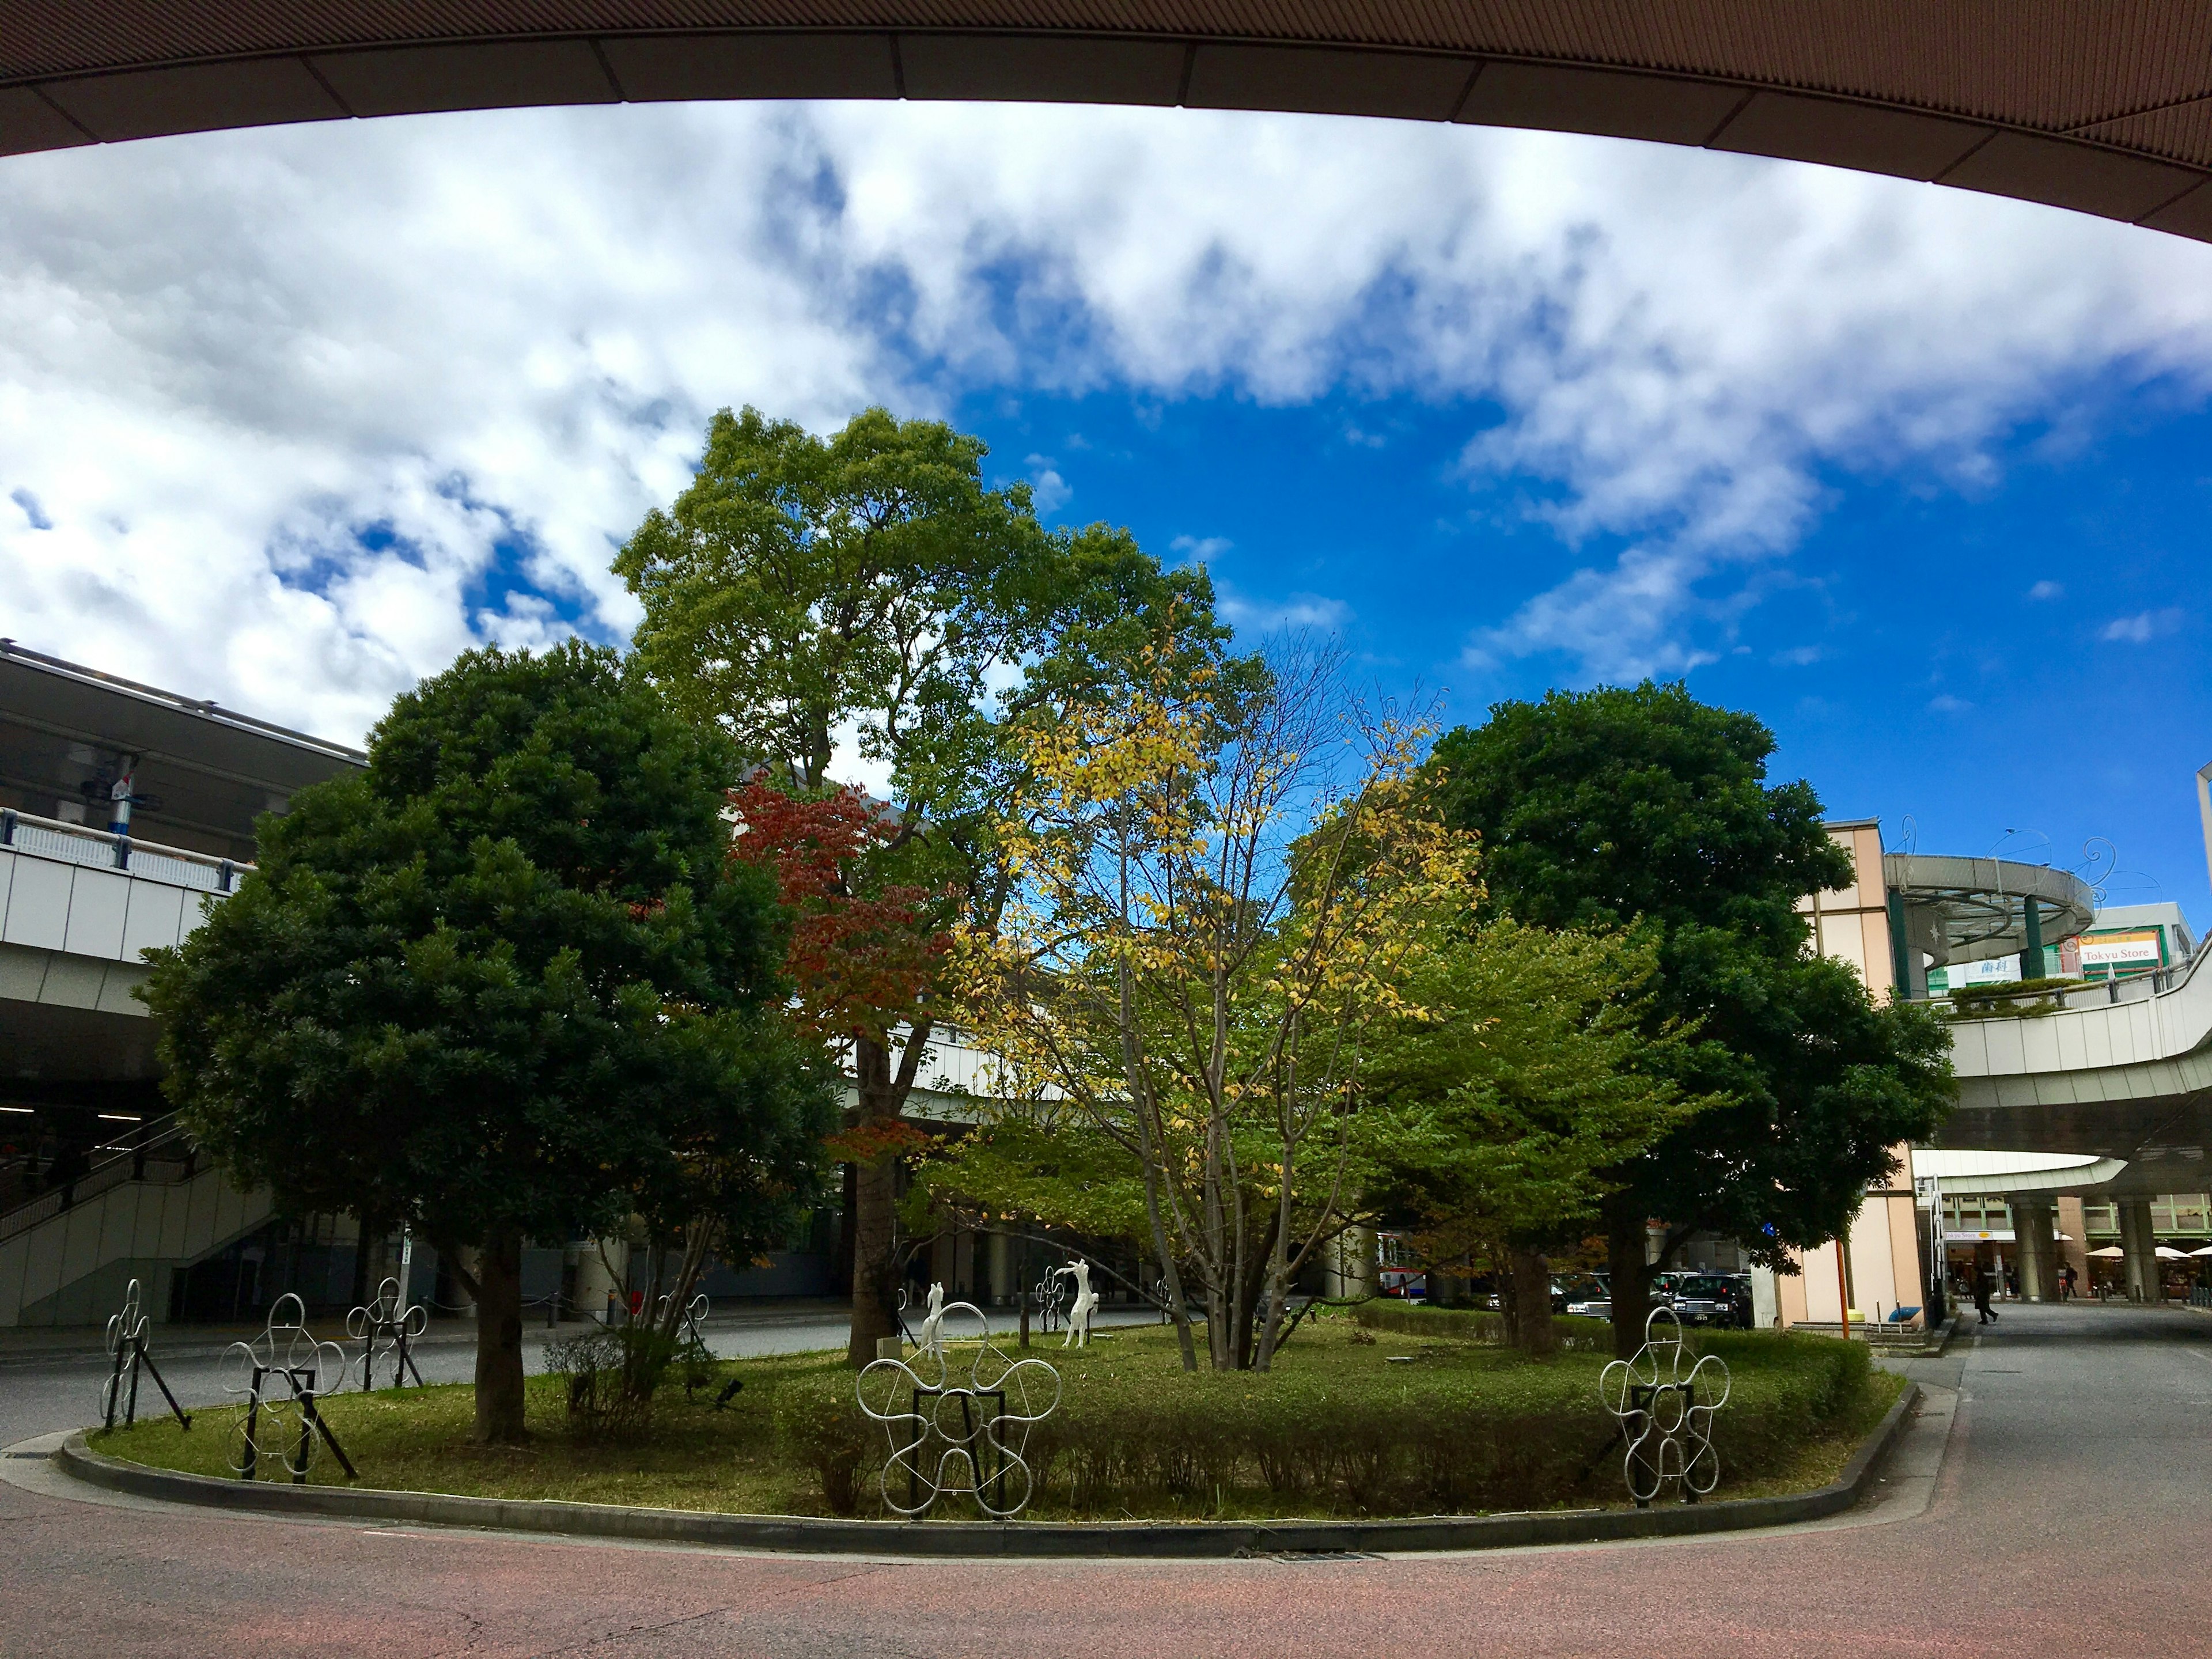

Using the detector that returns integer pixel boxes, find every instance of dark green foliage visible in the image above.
[1430,681,1955,1270]
[140,642,838,1437]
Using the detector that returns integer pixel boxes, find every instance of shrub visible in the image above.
[545,1324,681,1440]
[1354,1299,1612,1352]
[767,1324,1878,1519]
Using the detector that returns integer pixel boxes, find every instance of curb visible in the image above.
[55,1381,1921,1559]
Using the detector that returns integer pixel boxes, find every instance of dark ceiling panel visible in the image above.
[308,39,618,117]
[1942,129,2203,225]
[41,58,344,141]
[0,87,88,156]
[900,34,1185,106]
[1457,62,1743,147]
[7,5,2212,234]
[1187,46,1469,122]
[1709,89,1988,182]
[601,32,899,101]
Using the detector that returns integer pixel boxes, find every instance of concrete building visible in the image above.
[0,641,362,1325]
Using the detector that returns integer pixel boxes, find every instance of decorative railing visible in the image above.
[0,807,248,894]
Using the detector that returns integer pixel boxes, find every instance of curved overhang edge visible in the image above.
[4,29,2212,245]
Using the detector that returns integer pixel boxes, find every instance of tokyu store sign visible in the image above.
[2076,929,2166,970]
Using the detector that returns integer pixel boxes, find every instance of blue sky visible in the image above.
[0,100,2206,920]
[957,380,2212,922]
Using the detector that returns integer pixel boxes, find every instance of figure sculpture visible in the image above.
[916,1282,949,1358]
[1597,1305,1731,1506]
[223,1293,357,1483]
[100,1277,191,1431]
[1055,1259,1100,1347]
[856,1297,1060,1519]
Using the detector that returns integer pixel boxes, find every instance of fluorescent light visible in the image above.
[97,1113,141,1122]
[0,1105,32,1114]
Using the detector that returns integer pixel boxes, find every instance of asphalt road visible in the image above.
[3,1301,2208,1657]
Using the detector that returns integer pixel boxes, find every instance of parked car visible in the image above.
[1562,1274,1613,1320]
[1659,1271,1753,1328]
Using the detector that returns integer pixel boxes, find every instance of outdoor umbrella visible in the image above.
[2156,1246,2191,1260]
[2189,1247,2212,1259]
[2088,1246,2126,1257]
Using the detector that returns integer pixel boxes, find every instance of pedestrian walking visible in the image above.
[1974,1267,1998,1324]
[2061,1263,2078,1301]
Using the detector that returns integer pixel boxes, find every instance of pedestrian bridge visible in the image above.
[1942,945,2212,1184]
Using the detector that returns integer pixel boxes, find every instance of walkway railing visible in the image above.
[0,808,249,894]
[0,1112,196,1245]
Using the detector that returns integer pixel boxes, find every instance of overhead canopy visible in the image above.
[1885,854,2096,969]
[7,4,2212,242]
[0,639,363,862]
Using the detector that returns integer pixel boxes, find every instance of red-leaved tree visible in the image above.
[728,781,950,1361]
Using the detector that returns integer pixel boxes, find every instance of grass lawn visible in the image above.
[89,1315,1904,1522]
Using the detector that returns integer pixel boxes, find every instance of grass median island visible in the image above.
[88,1310,1903,1522]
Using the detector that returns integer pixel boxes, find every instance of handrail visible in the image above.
[0,806,250,894]
[0,1112,194,1245]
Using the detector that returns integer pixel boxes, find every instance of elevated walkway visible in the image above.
[1940,948,2212,1180]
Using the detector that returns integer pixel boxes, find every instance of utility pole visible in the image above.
[2197,762,2212,899]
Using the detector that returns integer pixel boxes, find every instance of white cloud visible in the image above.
[1023,454,1071,515]
[1219,588,1352,633]
[2027,579,2065,600]
[1929,694,1972,713]
[2099,607,2185,643]
[1171,534,1233,562]
[5,101,2212,730]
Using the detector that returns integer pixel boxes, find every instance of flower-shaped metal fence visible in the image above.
[1598,1305,1731,1506]
[222,1293,358,1483]
[857,1293,1060,1520]
[100,1277,192,1431]
[344,1275,428,1391]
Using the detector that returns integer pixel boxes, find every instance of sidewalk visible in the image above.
[0,1296,858,1366]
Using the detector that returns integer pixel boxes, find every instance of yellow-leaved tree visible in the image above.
[953,630,1479,1372]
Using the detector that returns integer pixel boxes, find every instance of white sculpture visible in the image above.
[1055,1259,1100,1347]
[917,1282,949,1358]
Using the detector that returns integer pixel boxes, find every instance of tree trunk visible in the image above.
[1605,1195,1653,1361]
[847,1150,899,1367]
[1508,1248,1558,1358]
[347,1211,381,1312]
[472,1227,527,1444]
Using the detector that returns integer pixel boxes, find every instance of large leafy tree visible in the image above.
[617,404,1221,1364]
[956,631,1478,1372]
[1366,922,1711,1356]
[141,644,835,1440]
[1431,681,1953,1355]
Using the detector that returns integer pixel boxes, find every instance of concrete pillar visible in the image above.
[575,1238,626,1325]
[1326,1227,1377,1298]
[2119,1199,2162,1302]
[2013,1198,2058,1302]
[987,1232,1010,1306]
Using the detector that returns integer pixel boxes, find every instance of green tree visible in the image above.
[140,644,835,1441]
[1431,681,1953,1355]
[1366,922,1711,1356]
[616,404,1221,1365]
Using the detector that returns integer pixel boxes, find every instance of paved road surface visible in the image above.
[4,1302,2208,1657]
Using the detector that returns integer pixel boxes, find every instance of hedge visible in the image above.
[774,1321,1874,1518]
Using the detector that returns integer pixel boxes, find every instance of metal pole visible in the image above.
[2197,762,2212,900]
[1836,1242,1852,1342]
